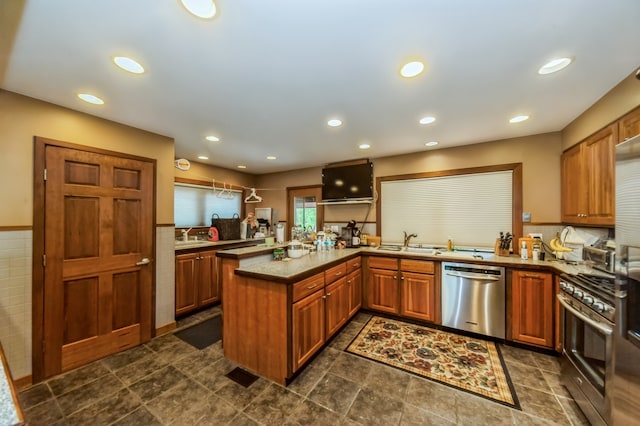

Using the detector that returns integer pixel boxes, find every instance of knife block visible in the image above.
[494,239,510,256]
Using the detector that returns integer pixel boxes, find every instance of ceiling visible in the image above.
[2,1,640,174]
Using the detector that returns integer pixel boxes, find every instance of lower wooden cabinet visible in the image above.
[511,270,554,348]
[175,249,219,316]
[325,277,349,339]
[292,288,325,371]
[400,271,436,322]
[346,268,362,317]
[367,267,399,314]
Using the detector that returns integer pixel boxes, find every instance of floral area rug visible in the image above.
[347,316,519,408]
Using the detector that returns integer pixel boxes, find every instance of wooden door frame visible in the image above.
[32,136,157,383]
[286,185,324,240]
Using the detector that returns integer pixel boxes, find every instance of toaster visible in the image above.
[583,245,615,273]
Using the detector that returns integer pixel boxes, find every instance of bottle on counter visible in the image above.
[521,241,529,260]
[447,237,454,251]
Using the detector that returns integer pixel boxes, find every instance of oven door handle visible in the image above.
[557,294,613,335]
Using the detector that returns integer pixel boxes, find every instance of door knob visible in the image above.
[136,258,151,266]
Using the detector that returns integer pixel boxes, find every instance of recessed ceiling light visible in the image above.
[180,0,217,19]
[400,61,425,78]
[113,56,145,74]
[425,141,439,147]
[266,156,277,160]
[197,155,209,160]
[359,143,371,150]
[419,116,436,125]
[538,57,572,75]
[77,93,104,105]
[237,165,247,169]
[509,115,529,123]
[327,119,342,127]
[205,135,220,142]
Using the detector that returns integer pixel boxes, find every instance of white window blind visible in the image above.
[174,183,242,227]
[380,171,513,249]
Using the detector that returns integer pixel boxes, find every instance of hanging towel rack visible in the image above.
[244,188,263,203]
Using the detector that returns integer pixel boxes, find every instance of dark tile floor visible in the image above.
[19,308,590,425]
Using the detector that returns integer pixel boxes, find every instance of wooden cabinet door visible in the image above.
[619,106,640,143]
[175,253,198,316]
[346,268,362,318]
[400,271,436,322]
[367,268,399,314]
[325,277,349,339]
[584,125,616,225]
[292,289,325,371]
[561,143,587,223]
[198,250,220,306]
[511,270,554,348]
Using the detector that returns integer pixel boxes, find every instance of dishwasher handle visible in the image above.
[445,271,501,281]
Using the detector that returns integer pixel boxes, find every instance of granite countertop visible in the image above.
[174,238,264,251]
[0,343,22,426]
[229,245,601,283]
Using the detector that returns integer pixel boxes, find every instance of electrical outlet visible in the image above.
[522,212,531,222]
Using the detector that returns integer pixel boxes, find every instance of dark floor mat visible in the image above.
[174,315,221,349]
[225,367,259,388]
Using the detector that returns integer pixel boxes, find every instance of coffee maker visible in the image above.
[341,219,360,248]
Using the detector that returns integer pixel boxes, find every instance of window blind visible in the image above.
[380,170,512,249]
[174,183,242,227]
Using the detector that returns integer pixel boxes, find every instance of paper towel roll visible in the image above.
[276,224,285,243]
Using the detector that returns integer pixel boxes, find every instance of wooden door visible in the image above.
[561,143,586,223]
[325,277,349,339]
[366,268,399,314]
[346,269,362,318]
[511,271,553,348]
[618,106,640,143]
[175,253,198,316]
[584,124,616,225]
[198,249,220,306]
[41,143,154,378]
[400,271,435,322]
[292,289,325,371]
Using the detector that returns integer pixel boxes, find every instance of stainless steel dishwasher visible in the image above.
[441,262,505,339]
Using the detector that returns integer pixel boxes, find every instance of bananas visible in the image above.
[549,237,573,252]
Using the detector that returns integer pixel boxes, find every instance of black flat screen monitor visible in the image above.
[322,162,373,202]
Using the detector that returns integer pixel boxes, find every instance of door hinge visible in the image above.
[44,169,47,181]
[42,254,46,267]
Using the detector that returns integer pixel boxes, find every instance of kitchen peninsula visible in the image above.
[218,245,591,385]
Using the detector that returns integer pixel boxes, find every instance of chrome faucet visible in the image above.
[403,231,417,247]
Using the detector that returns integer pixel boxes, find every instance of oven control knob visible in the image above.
[560,281,567,290]
[582,295,594,305]
[565,284,575,294]
[573,289,583,298]
[593,302,604,312]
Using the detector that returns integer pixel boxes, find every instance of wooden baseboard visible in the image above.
[156,322,176,336]
[13,375,32,391]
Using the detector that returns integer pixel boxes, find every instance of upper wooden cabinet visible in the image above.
[618,106,640,143]
[561,123,616,226]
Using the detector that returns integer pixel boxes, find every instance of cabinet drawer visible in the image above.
[325,262,347,285]
[346,256,362,274]
[292,273,325,302]
[400,259,435,274]
[368,257,398,270]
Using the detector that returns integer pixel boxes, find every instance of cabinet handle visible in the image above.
[335,271,342,276]
[393,275,397,279]
[522,274,541,279]
[353,263,360,268]
[326,292,331,297]
[400,275,405,280]
[307,284,319,289]
[347,279,352,284]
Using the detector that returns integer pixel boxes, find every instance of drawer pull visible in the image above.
[353,263,360,268]
[335,271,342,276]
[307,284,319,289]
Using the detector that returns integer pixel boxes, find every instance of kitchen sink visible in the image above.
[402,247,437,255]
[376,245,403,251]
[175,240,211,246]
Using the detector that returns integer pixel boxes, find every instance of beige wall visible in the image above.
[256,133,563,225]
[0,90,175,225]
[562,70,640,150]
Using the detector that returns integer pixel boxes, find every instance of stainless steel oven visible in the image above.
[558,273,615,426]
